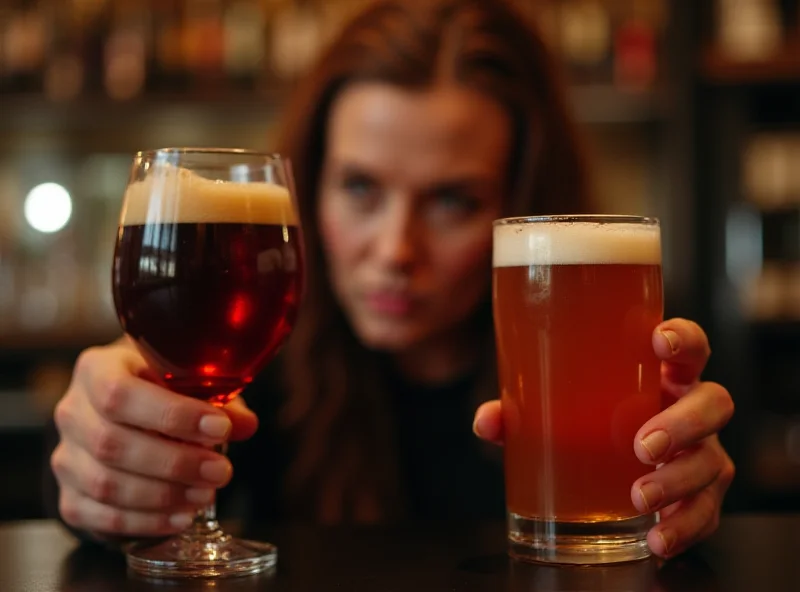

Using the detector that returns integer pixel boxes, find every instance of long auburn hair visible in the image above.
[275,0,594,523]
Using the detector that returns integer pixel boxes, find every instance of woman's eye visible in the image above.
[341,174,378,202]
[429,191,480,219]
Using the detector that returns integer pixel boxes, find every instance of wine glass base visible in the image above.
[125,534,277,579]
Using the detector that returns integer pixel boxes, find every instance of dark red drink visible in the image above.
[113,222,302,404]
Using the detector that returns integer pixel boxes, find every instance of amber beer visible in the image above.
[493,216,663,564]
[113,168,302,405]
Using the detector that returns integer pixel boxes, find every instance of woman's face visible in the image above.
[318,82,511,352]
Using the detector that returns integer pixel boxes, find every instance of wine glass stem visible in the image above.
[187,442,227,539]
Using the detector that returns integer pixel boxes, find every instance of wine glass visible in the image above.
[111,148,303,578]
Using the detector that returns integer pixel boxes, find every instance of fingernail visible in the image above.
[199,415,231,439]
[640,430,670,462]
[660,330,679,355]
[472,415,485,437]
[169,513,195,530]
[472,414,500,443]
[638,482,664,512]
[657,528,676,556]
[185,488,215,505]
[200,459,231,484]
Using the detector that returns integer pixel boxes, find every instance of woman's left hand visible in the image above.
[473,318,735,559]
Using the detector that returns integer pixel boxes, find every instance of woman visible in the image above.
[48,0,734,559]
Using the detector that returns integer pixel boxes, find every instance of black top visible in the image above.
[222,361,505,523]
[44,360,506,532]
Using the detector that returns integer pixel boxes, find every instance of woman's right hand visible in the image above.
[50,338,259,539]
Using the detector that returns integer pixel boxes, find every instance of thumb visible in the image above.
[473,400,504,445]
[224,397,259,441]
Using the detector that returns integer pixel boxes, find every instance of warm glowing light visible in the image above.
[24,183,73,233]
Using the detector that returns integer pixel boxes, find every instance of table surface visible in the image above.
[0,514,797,591]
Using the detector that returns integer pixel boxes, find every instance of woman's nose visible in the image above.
[373,200,418,270]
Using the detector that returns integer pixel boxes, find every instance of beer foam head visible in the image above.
[493,219,661,266]
[122,165,298,226]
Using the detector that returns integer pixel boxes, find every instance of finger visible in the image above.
[51,441,215,511]
[647,488,720,559]
[653,319,711,391]
[111,339,163,383]
[59,486,196,537]
[631,438,722,514]
[225,398,259,441]
[61,405,232,487]
[634,383,734,464]
[473,400,504,444]
[77,343,158,387]
[84,369,232,445]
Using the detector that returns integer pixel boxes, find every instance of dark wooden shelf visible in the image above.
[0,83,664,132]
[0,391,47,431]
[746,318,800,340]
[0,90,286,132]
[701,41,800,85]
[570,83,664,124]
[0,327,120,352]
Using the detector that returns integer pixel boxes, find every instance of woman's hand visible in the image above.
[50,338,259,539]
[472,318,735,559]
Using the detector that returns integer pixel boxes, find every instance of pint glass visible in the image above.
[493,215,663,564]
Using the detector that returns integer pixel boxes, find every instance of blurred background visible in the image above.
[1,0,799,521]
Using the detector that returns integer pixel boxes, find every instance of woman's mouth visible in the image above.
[363,290,416,316]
